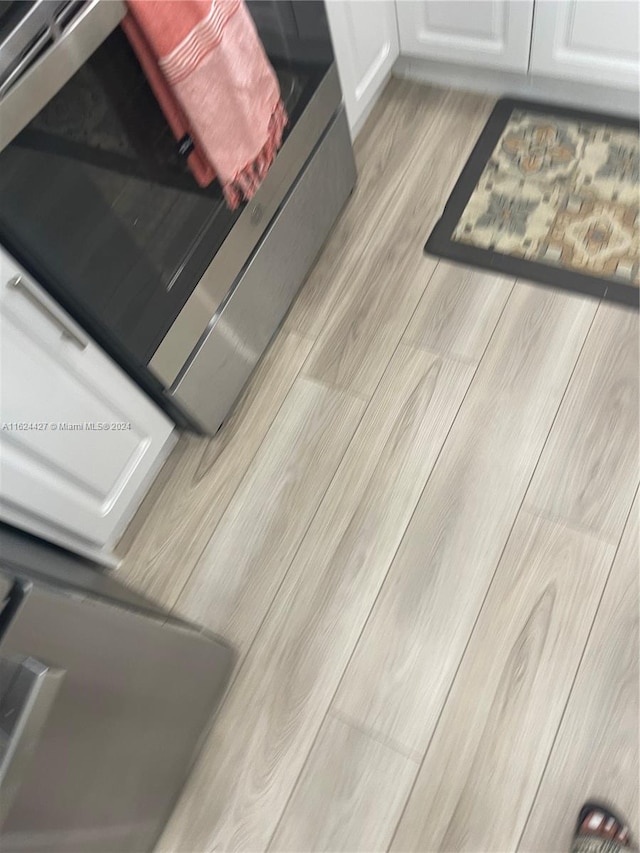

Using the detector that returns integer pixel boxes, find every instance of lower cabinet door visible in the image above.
[529,0,640,90]
[396,0,534,72]
[0,250,175,550]
[326,0,399,134]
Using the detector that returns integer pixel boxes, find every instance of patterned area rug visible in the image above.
[425,99,639,307]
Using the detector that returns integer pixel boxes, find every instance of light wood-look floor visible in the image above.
[117,79,639,853]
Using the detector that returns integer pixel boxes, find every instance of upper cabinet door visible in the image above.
[530,0,640,89]
[326,1,399,135]
[0,251,175,551]
[396,1,534,72]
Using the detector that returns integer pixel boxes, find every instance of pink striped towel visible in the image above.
[123,0,288,209]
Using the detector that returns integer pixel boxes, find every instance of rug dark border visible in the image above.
[424,97,640,309]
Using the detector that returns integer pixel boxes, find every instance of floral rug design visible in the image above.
[453,109,639,287]
[426,100,639,307]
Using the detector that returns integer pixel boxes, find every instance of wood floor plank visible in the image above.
[403,261,514,362]
[270,713,418,853]
[302,89,493,398]
[525,303,639,543]
[390,510,615,853]
[157,343,475,852]
[115,331,313,609]
[333,283,597,756]
[173,377,366,657]
[519,495,639,853]
[285,80,451,340]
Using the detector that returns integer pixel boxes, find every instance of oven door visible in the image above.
[0,25,243,371]
[0,2,337,389]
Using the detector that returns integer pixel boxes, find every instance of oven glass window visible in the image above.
[0,2,332,366]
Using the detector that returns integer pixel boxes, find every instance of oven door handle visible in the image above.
[0,27,58,98]
[7,274,89,350]
[0,0,126,152]
[0,657,66,825]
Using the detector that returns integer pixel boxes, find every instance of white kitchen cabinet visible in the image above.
[0,250,175,556]
[396,0,534,72]
[529,0,640,90]
[326,0,399,135]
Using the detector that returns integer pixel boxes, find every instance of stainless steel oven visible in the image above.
[0,0,356,433]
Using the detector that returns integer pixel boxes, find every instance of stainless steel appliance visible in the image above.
[0,0,356,433]
[0,523,233,852]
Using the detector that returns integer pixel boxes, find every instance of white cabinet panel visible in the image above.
[396,0,534,71]
[327,0,399,135]
[530,0,640,89]
[0,250,175,550]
